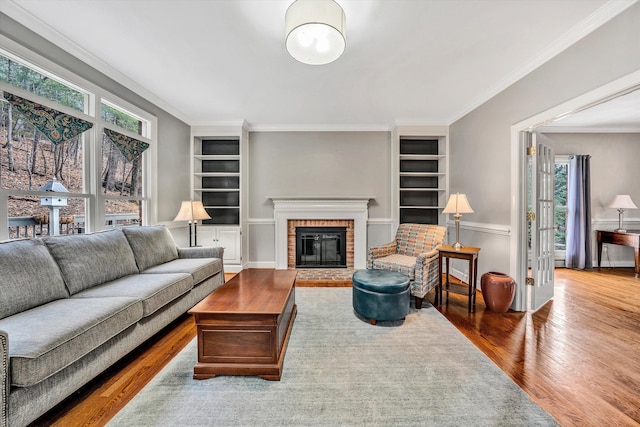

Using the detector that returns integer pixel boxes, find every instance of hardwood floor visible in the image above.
[427,267,640,427]
[33,269,640,426]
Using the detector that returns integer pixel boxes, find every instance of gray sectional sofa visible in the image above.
[0,225,225,427]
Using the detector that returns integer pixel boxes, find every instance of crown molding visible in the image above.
[446,0,639,125]
[539,125,640,134]
[190,120,249,130]
[245,123,393,132]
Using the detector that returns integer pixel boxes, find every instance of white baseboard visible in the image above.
[448,266,473,286]
[223,264,244,273]
[246,261,276,269]
[593,260,635,268]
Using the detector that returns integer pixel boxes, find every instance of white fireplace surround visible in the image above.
[268,196,374,270]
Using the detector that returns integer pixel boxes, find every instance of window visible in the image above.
[0,103,85,193]
[0,52,86,112]
[100,101,150,227]
[0,46,156,240]
[101,100,144,135]
[554,155,570,255]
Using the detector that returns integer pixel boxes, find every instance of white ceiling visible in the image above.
[541,88,640,132]
[2,0,637,130]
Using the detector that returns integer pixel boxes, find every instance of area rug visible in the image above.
[108,288,557,426]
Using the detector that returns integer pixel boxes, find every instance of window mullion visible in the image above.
[0,190,8,240]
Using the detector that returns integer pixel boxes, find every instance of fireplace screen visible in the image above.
[296,227,347,268]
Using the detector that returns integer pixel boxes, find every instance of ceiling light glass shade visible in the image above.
[285,0,346,65]
[173,200,211,222]
[442,193,474,214]
[606,194,638,210]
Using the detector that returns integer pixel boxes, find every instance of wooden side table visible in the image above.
[597,230,640,277]
[437,244,480,313]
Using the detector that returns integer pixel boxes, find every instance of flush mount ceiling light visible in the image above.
[285,0,346,65]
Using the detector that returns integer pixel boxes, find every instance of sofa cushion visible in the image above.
[371,254,417,280]
[122,225,179,271]
[0,239,69,318]
[142,258,223,285]
[71,273,193,317]
[0,297,142,387]
[44,229,139,295]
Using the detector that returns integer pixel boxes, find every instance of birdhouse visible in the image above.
[40,178,69,207]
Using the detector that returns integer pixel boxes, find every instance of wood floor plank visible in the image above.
[31,269,640,427]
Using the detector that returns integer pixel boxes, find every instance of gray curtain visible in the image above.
[565,154,592,269]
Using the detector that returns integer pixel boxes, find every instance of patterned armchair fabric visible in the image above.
[367,223,447,308]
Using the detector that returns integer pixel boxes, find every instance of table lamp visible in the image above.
[606,194,637,233]
[173,200,211,247]
[442,193,474,250]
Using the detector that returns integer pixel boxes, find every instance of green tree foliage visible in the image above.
[101,104,141,134]
[554,163,568,250]
[0,56,84,111]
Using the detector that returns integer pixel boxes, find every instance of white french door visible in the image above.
[525,131,555,310]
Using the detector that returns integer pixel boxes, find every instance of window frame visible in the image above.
[554,154,570,263]
[0,35,157,240]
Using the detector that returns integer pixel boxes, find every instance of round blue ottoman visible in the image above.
[352,269,410,325]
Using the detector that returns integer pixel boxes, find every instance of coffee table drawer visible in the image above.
[200,328,275,363]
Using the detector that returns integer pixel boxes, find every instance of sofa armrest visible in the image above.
[1,330,8,427]
[178,246,224,260]
[367,241,397,268]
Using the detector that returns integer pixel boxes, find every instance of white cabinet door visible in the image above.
[215,227,241,264]
[197,226,241,265]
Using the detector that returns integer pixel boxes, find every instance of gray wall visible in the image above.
[548,132,640,222]
[247,131,392,266]
[449,3,640,279]
[543,132,640,265]
[0,12,191,224]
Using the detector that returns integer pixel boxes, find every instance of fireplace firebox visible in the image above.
[295,227,347,268]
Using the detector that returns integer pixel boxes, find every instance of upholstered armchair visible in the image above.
[367,223,447,309]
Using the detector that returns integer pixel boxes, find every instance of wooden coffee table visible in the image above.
[188,269,297,381]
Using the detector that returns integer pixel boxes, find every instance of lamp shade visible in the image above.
[606,194,638,210]
[442,193,474,214]
[173,201,211,222]
[285,0,346,65]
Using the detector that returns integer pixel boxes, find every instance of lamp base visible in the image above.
[616,210,626,234]
[453,218,464,250]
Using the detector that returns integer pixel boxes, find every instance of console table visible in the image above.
[597,230,640,277]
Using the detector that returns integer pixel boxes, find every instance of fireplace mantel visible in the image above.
[268,196,374,270]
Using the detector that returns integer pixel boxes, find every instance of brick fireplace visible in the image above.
[269,197,373,270]
[288,219,354,269]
